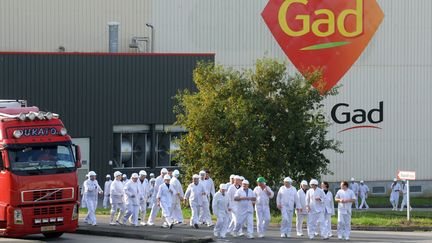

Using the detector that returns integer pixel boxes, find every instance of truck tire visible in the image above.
[43,232,63,239]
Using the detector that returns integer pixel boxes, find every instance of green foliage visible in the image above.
[174,59,341,188]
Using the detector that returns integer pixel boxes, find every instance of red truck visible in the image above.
[0,100,81,238]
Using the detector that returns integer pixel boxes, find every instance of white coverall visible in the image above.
[148,175,164,224]
[109,179,125,224]
[349,182,359,209]
[157,183,176,226]
[199,179,213,225]
[358,184,370,209]
[390,182,401,210]
[253,185,274,236]
[233,188,256,237]
[184,182,205,226]
[296,188,308,236]
[322,190,335,238]
[83,179,102,225]
[123,180,141,226]
[305,187,326,239]
[276,185,300,237]
[103,179,112,209]
[226,184,241,233]
[212,191,230,237]
[170,176,184,223]
[81,180,87,208]
[138,178,149,223]
[335,189,356,239]
[148,183,157,209]
[400,183,409,211]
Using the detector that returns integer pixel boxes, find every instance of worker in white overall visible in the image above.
[212,184,230,238]
[83,171,103,226]
[109,171,125,225]
[390,178,401,211]
[296,180,308,237]
[147,168,168,225]
[199,170,213,226]
[157,175,176,229]
[321,181,335,238]
[227,175,242,235]
[170,169,184,224]
[147,178,157,209]
[335,180,357,241]
[305,179,327,240]
[349,178,359,209]
[358,180,370,210]
[103,174,112,209]
[233,180,256,239]
[184,174,205,229]
[137,170,149,225]
[123,173,141,226]
[400,180,411,211]
[253,177,274,238]
[277,177,300,238]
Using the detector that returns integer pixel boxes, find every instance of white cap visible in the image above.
[351,177,355,181]
[239,176,245,180]
[230,174,235,179]
[150,178,156,182]
[199,170,206,176]
[309,179,319,186]
[88,171,96,176]
[220,184,228,190]
[393,178,397,182]
[150,173,155,177]
[131,173,139,179]
[106,174,111,178]
[283,177,293,183]
[161,168,168,174]
[242,180,249,185]
[300,180,308,185]
[192,174,200,179]
[122,174,127,178]
[139,170,147,176]
[164,175,171,180]
[114,171,122,177]
[234,175,241,180]
[360,180,364,183]
[173,170,180,177]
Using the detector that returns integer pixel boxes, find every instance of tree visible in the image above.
[174,59,341,188]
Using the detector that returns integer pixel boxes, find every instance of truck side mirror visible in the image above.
[73,144,82,168]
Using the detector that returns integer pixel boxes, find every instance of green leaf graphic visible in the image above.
[301,41,351,51]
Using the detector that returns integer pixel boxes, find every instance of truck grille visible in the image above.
[34,206,63,216]
[21,187,74,203]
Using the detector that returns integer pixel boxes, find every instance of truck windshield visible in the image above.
[8,144,76,175]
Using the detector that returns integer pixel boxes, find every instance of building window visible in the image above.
[155,125,186,168]
[372,186,386,194]
[410,186,422,193]
[113,125,151,168]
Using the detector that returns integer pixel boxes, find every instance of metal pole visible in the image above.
[407,180,410,221]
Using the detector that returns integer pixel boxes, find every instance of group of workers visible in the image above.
[81,169,364,241]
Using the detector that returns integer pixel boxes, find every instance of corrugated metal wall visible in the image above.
[151,0,432,182]
[0,52,214,180]
[0,0,151,52]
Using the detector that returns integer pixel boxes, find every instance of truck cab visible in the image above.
[0,100,81,238]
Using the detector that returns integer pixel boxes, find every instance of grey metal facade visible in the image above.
[0,52,214,180]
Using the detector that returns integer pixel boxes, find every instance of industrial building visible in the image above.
[0,0,430,195]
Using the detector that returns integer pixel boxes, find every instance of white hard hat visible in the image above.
[150,178,156,182]
[88,171,96,176]
[173,170,180,176]
[220,184,228,190]
[230,174,235,179]
[351,177,355,181]
[199,170,206,176]
[192,174,200,179]
[360,180,364,183]
[106,174,111,178]
[131,173,139,179]
[234,175,241,180]
[161,168,168,174]
[114,171,122,177]
[242,180,249,185]
[300,180,308,185]
[239,176,245,180]
[309,179,319,186]
[283,177,293,183]
[393,178,397,182]
[122,174,127,178]
[139,170,147,176]
[150,173,155,177]
[164,175,171,180]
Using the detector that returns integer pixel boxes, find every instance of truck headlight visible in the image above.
[14,209,24,225]
[72,204,78,220]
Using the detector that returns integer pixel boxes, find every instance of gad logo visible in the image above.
[262,0,384,92]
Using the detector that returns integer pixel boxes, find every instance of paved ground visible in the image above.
[10,234,168,243]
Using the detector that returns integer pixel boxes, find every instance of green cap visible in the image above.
[256,177,266,183]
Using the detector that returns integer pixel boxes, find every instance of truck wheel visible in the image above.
[43,232,64,239]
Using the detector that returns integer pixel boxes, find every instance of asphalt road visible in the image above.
[1,234,168,243]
